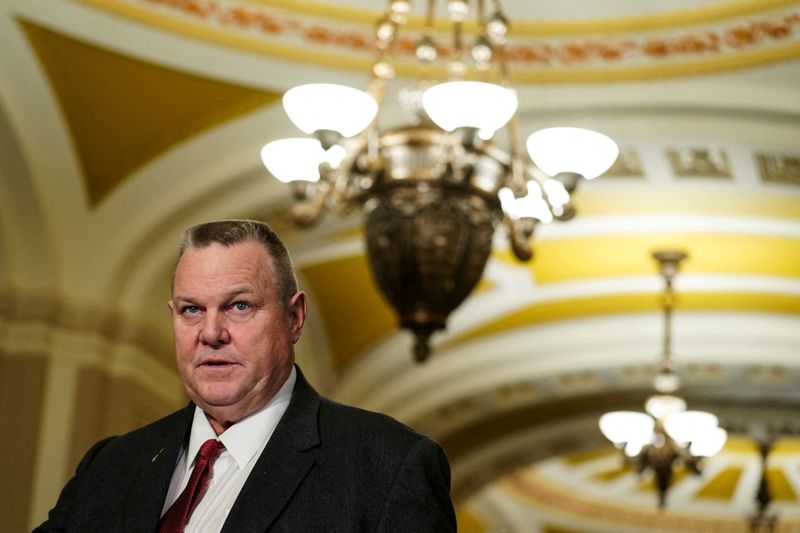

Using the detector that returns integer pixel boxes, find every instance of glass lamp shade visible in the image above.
[654,368,681,394]
[282,83,378,137]
[260,138,325,183]
[663,410,720,445]
[599,411,654,446]
[645,394,686,419]
[526,127,619,179]
[689,426,728,457]
[542,178,570,208]
[422,81,518,136]
[624,437,651,458]
[498,182,552,223]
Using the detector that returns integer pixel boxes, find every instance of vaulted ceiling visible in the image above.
[1,1,799,531]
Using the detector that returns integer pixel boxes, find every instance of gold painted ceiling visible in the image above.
[21,19,281,205]
[1,0,799,531]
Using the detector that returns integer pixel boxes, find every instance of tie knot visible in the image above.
[197,439,225,464]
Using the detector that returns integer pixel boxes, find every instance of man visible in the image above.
[35,220,456,532]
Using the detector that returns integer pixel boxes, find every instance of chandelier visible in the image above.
[598,250,728,507]
[261,0,619,361]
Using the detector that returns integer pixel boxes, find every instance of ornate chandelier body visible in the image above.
[364,127,501,360]
[261,0,619,360]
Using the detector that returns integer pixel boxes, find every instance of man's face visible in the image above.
[168,240,306,430]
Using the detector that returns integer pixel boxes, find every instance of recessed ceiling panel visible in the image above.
[19,19,280,206]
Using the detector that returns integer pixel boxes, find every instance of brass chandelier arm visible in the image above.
[452,15,464,68]
[503,214,534,261]
[485,0,539,254]
[638,428,701,508]
[505,115,528,196]
[489,3,528,196]
[653,250,686,390]
[289,179,332,227]
[424,0,436,30]
[661,275,675,371]
[329,140,368,205]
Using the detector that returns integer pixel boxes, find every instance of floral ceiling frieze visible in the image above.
[78,0,800,78]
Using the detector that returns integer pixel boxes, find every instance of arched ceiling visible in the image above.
[1,1,799,531]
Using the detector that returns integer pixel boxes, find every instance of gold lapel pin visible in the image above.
[151,447,166,463]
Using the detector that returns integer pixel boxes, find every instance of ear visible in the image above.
[286,291,307,344]
[167,299,176,315]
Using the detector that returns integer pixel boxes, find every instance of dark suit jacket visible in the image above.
[34,367,456,532]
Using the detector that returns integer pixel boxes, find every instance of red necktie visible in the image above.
[159,439,225,533]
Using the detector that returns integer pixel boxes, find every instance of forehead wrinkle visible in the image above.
[172,241,275,300]
[172,285,254,301]
[175,283,259,300]
[215,285,260,300]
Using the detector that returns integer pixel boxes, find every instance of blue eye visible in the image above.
[182,305,200,316]
[232,301,251,312]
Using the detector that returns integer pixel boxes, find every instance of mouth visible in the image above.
[199,359,237,368]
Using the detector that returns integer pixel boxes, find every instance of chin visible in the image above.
[192,384,245,409]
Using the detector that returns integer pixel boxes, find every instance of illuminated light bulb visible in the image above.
[416,36,437,62]
[663,411,720,445]
[690,426,727,457]
[261,138,324,183]
[599,411,655,446]
[542,178,569,208]
[373,61,395,79]
[376,17,395,42]
[487,11,509,43]
[325,144,347,169]
[447,0,468,22]
[645,395,686,419]
[390,0,410,15]
[471,36,493,64]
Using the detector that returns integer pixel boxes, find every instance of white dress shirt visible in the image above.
[160,368,296,533]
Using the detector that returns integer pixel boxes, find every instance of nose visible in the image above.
[199,310,231,347]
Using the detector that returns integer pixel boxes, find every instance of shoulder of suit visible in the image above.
[90,404,191,453]
[317,396,425,442]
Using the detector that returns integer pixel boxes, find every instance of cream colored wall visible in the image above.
[0,351,46,533]
[0,295,186,531]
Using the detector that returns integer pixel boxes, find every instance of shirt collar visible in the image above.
[187,366,296,469]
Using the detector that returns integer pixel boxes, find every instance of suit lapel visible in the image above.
[221,367,321,533]
[120,403,194,531]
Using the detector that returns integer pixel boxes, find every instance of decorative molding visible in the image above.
[0,286,171,366]
[74,0,800,81]
[757,151,800,185]
[417,362,800,450]
[667,147,733,178]
[600,147,645,178]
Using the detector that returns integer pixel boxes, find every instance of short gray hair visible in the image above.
[176,220,298,302]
